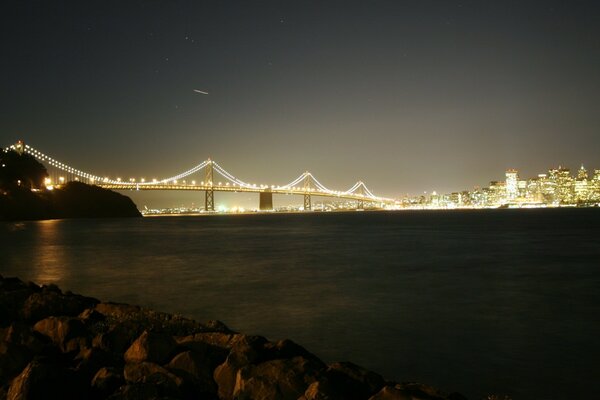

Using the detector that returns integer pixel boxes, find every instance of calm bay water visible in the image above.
[1,209,599,399]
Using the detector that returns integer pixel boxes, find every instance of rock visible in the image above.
[106,383,159,400]
[325,361,385,398]
[94,303,142,319]
[213,335,269,399]
[175,332,235,370]
[123,330,177,364]
[300,362,385,400]
[33,316,87,352]
[369,383,452,400]
[75,347,119,381]
[21,289,98,323]
[78,308,105,324]
[92,321,140,355]
[0,278,34,325]
[0,342,31,385]
[369,386,411,400]
[232,356,324,400]
[301,380,347,400]
[91,367,124,398]
[176,332,238,350]
[123,362,183,397]
[264,339,323,364]
[166,350,218,395]
[3,323,46,354]
[6,360,85,400]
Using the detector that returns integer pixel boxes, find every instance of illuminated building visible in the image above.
[591,170,600,202]
[488,181,506,206]
[574,165,589,202]
[554,167,574,204]
[505,169,518,201]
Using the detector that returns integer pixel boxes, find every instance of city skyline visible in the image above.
[2,1,600,201]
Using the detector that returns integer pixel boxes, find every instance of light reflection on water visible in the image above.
[1,210,600,399]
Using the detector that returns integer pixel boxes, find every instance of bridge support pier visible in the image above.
[303,194,312,211]
[357,200,364,210]
[259,191,273,211]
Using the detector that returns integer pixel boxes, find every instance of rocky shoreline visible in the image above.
[0,276,467,400]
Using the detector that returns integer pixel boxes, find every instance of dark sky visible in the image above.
[2,1,600,206]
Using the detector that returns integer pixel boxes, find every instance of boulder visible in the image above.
[92,321,140,355]
[123,361,183,397]
[0,341,31,385]
[174,332,235,371]
[21,288,98,323]
[213,335,269,399]
[106,383,159,400]
[6,360,85,400]
[78,308,106,325]
[176,332,238,351]
[123,330,177,364]
[166,350,218,395]
[91,367,124,398]
[301,380,347,400]
[3,322,46,354]
[75,346,119,381]
[0,278,34,325]
[33,316,87,352]
[264,339,324,365]
[369,383,453,400]
[369,386,412,400]
[232,356,324,400]
[325,361,385,398]
[94,302,142,319]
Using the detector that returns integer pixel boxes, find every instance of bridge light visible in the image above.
[192,180,196,185]
[174,180,178,184]
[59,177,65,183]
[201,181,204,185]
[153,179,157,183]
[141,178,145,183]
[44,178,51,186]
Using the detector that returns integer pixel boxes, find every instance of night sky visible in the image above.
[2,1,600,206]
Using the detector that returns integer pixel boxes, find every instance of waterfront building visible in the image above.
[591,170,600,202]
[505,169,518,201]
[554,167,574,204]
[574,165,589,202]
[488,181,506,206]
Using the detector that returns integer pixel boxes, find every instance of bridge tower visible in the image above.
[14,140,25,155]
[303,172,312,211]
[357,181,365,210]
[205,159,214,212]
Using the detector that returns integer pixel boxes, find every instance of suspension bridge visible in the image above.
[7,141,395,211]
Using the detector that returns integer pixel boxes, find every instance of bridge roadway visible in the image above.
[7,141,394,211]
[99,182,391,210]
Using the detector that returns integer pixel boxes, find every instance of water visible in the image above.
[1,209,599,399]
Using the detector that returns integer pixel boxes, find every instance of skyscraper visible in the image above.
[505,169,518,201]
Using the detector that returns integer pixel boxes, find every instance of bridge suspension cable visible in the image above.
[6,141,392,203]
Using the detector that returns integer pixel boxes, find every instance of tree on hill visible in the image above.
[0,149,48,190]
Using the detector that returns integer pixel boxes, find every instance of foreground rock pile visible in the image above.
[0,276,467,400]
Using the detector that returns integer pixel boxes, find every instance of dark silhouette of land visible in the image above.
[0,149,140,221]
